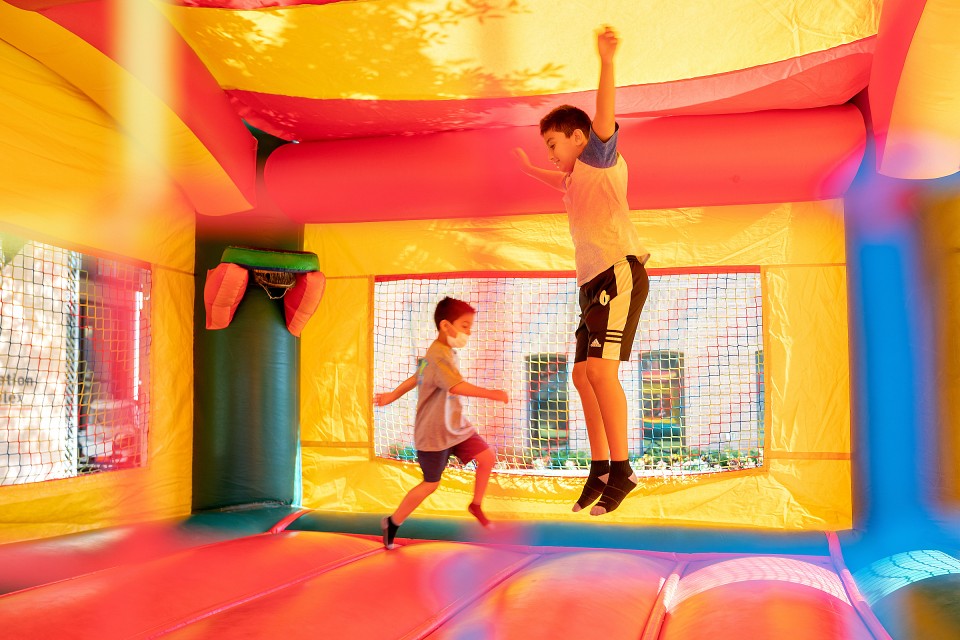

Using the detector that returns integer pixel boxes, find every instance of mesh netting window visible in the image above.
[373,270,764,477]
[0,235,151,486]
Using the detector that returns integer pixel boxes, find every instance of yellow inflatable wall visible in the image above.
[0,39,194,543]
[920,191,960,509]
[302,200,853,530]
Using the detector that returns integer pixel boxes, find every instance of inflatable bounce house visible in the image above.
[1,1,958,637]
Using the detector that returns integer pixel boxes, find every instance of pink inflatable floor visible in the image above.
[0,529,880,639]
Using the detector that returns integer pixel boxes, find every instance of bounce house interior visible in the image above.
[1,1,959,638]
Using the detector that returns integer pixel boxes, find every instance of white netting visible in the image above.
[373,271,764,476]
[0,235,151,485]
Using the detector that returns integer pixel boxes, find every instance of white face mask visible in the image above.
[446,330,468,349]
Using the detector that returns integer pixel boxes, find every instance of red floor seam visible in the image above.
[402,553,543,640]
[825,531,893,640]
[640,560,687,640]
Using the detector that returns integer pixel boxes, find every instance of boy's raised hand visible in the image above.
[597,26,619,63]
[513,147,532,170]
[374,392,393,406]
[593,26,618,140]
[513,146,567,190]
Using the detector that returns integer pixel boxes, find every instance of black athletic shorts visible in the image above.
[575,256,649,363]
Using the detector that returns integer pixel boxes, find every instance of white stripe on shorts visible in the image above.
[602,259,634,360]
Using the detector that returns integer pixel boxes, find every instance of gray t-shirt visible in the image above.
[413,340,476,451]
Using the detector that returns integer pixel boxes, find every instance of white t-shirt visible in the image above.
[562,125,650,286]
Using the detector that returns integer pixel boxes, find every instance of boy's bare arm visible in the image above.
[450,381,509,404]
[593,26,618,142]
[513,148,567,191]
[375,374,417,406]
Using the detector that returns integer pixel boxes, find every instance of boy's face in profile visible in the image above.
[441,312,474,339]
[542,127,588,173]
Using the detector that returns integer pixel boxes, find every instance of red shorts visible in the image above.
[416,434,490,483]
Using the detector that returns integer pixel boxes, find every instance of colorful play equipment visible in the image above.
[0,0,958,638]
[204,246,325,335]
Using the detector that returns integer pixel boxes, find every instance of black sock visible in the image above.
[592,460,637,515]
[610,459,634,479]
[574,460,610,511]
[382,516,400,549]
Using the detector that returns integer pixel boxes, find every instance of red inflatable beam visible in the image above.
[233,40,872,141]
[868,0,926,171]
[7,0,258,215]
[265,105,865,223]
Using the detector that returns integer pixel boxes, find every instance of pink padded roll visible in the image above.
[284,271,326,337]
[203,263,248,330]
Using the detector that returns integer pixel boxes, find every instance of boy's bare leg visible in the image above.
[573,361,611,459]
[468,448,495,526]
[383,480,440,549]
[471,448,495,505]
[585,358,628,459]
[571,362,611,511]
[391,481,440,525]
[585,357,637,515]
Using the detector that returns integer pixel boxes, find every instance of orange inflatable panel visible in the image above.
[427,550,673,640]
[0,532,378,638]
[868,0,959,179]
[662,557,875,639]
[4,0,258,214]
[265,106,865,223]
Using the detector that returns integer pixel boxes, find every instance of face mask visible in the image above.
[444,323,469,349]
[446,330,468,349]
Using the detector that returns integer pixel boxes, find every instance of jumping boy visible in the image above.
[375,297,509,549]
[515,27,650,515]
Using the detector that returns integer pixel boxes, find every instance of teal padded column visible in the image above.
[193,212,302,510]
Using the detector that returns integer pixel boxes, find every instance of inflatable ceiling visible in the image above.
[0,0,951,221]
[0,1,958,639]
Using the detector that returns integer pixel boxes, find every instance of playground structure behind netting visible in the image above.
[0,237,151,486]
[373,269,764,476]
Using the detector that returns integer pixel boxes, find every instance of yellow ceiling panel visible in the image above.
[156,0,880,100]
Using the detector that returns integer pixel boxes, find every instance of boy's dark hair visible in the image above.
[539,105,592,138]
[434,297,475,329]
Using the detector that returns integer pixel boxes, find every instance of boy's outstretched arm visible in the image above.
[513,148,567,191]
[450,381,509,404]
[375,373,417,406]
[593,26,619,142]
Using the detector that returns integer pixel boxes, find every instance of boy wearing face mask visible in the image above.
[375,297,509,549]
